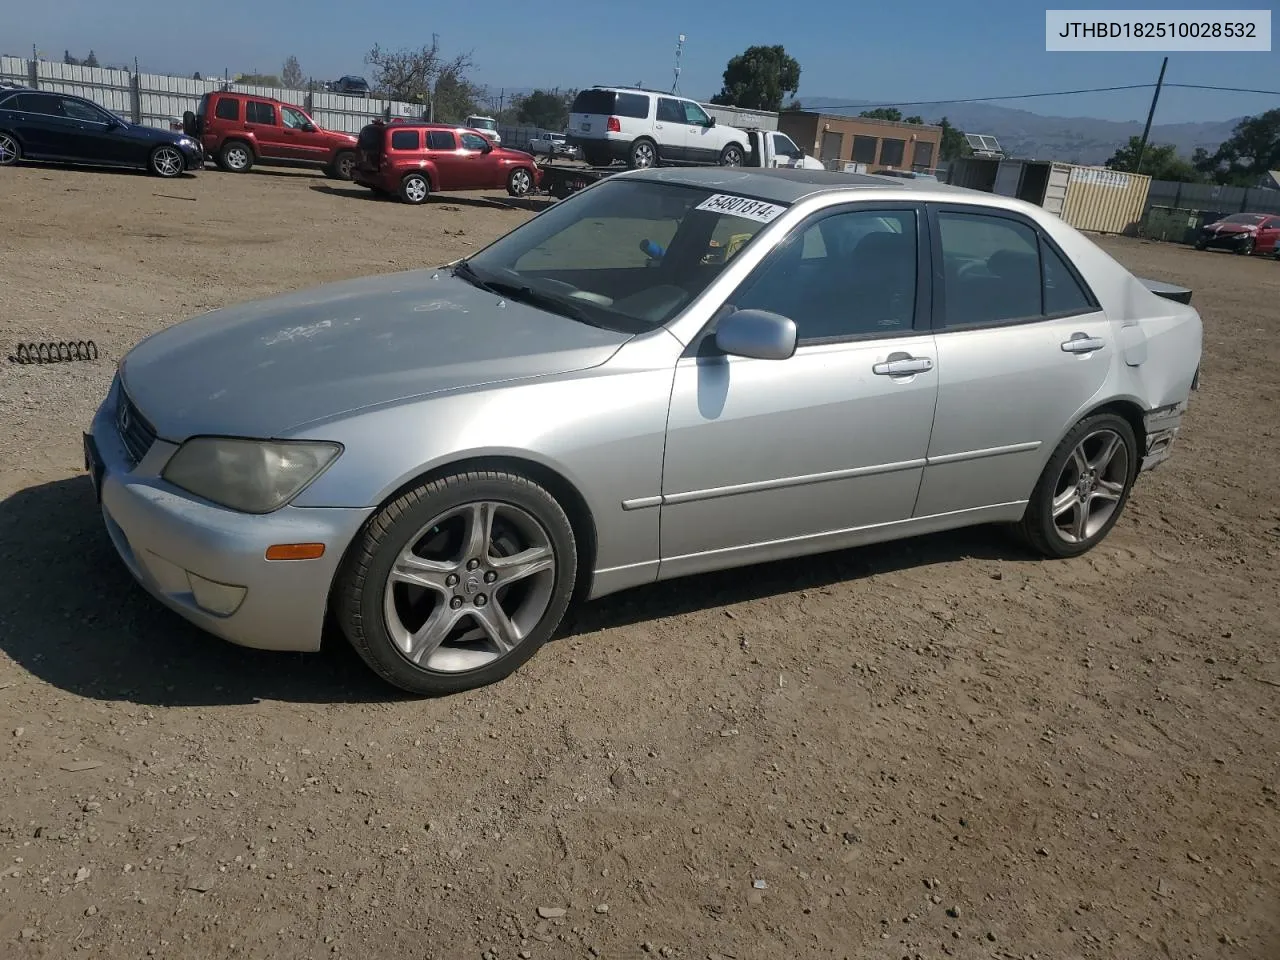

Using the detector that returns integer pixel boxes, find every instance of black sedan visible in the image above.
[0,89,203,178]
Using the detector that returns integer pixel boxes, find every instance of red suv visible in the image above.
[183,92,359,179]
[352,121,541,204]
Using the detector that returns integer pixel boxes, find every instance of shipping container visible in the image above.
[1059,165,1151,234]
[946,157,999,192]
[993,160,1024,197]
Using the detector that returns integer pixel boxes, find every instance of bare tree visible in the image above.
[282,55,304,89]
[364,39,473,105]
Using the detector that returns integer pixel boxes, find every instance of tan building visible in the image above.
[777,112,943,173]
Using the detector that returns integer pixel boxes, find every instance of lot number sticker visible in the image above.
[695,194,787,223]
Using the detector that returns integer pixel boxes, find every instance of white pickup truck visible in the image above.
[530,132,580,160]
[538,128,825,199]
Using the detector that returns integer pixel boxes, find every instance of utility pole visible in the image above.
[672,34,685,94]
[1134,56,1168,175]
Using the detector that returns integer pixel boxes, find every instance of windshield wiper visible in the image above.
[452,259,503,297]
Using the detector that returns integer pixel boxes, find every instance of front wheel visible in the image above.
[400,172,430,205]
[507,166,534,197]
[1237,238,1255,256]
[335,470,579,695]
[1018,413,1138,559]
[720,143,745,166]
[149,145,185,178]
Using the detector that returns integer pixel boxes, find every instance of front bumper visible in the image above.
[87,380,373,652]
[1197,230,1253,251]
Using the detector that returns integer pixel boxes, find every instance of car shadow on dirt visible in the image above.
[0,475,1036,707]
[308,183,554,213]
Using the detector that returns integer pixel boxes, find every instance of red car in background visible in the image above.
[183,91,358,179]
[1193,212,1280,256]
[353,120,541,204]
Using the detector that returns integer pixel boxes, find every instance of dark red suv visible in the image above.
[352,120,541,204]
[184,92,358,179]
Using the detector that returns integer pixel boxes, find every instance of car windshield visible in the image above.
[458,179,787,333]
[470,118,497,131]
[1221,214,1266,224]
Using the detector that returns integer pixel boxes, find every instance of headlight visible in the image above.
[162,438,342,514]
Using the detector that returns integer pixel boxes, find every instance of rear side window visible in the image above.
[614,93,650,119]
[214,97,239,121]
[426,131,456,150]
[245,101,275,124]
[571,89,616,115]
[390,129,419,150]
[1041,243,1094,315]
[656,98,683,123]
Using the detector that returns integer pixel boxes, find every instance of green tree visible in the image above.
[192,71,203,81]
[859,107,902,122]
[782,99,803,112]
[83,50,99,68]
[517,89,569,129]
[1104,135,1201,182]
[709,45,801,112]
[936,117,972,161]
[433,66,481,121]
[905,115,923,125]
[237,73,281,86]
[365,40,473,102]
[1194,109,1280,186]
[63,50,78,66]
[281,55,304,89]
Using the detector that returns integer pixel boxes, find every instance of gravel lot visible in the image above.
[0,164,1277,960]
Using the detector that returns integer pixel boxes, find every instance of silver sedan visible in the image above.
[85,168,1203,694]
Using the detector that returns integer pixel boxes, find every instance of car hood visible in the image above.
[121,122,193,146]
[1207,222,1253,233]
[119,269,633,441]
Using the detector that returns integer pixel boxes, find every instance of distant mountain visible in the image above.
[795,97,1241,165]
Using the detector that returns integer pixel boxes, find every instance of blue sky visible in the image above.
[3,0,1277,123]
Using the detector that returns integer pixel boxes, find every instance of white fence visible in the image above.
[0,57,779,137]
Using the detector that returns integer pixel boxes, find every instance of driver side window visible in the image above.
[460,132,488,151]
[681,101,710,126]
[730,208,920,342]
[281,107,310,130]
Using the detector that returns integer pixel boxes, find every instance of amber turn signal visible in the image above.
[265,543,326,561]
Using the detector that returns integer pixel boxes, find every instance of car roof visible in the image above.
[622,166,969,205]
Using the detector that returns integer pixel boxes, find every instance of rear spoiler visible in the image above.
[1139,277,1192,305]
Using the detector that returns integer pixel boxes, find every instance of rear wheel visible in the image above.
[1018,413,1137,559]
[326,150,356,181]
[219,140,253,173]
[507,166,533,197]
[0,132,21,166]
[335,470,578,695]
[400,172,430,205]
[628,137,657,169]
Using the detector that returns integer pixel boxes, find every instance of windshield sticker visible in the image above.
[694,194,786,223]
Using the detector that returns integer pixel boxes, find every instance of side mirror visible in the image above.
[302,122,316,132]
[707,116,717,127]
[482,139,493,152]
[714,309,797,361]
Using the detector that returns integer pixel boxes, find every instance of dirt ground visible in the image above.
[0,163,1277,960]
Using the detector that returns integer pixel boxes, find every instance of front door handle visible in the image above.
[1061,333,1105,354]
[873,352,933,376]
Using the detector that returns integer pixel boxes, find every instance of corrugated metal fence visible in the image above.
[1145,179,1280,217]
[0,58,778,140]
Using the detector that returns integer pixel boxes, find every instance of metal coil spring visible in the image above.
[8,340,100,364]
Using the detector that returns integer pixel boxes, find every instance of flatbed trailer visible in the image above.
[537,128,825,200]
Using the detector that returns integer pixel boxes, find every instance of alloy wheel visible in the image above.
[404,176,428,203]
[382,501,556,673]
[632,142,655,168]
[509,168,532,196]
[225,145,250,170]
[1050,428,1129,544]
[0,133,19,165]
[152,147,183,177]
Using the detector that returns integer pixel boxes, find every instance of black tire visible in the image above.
[1193,239,1207,250]
[335,469,579,696]
[720,143,745,166]
[327,150,356,181]
[507,166,534,197]
[1018,412,1138,559]
[148,145,185,178]
[0,131,21,166]
[1237,238,1255,256]
[628,137,658,170]
[219,140,253,173]
[400,172,430,205]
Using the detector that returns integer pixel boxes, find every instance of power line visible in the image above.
[808,81,1280,113]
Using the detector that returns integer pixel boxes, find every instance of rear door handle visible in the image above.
[1061,333,1105,354]
[873,353,933,376]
